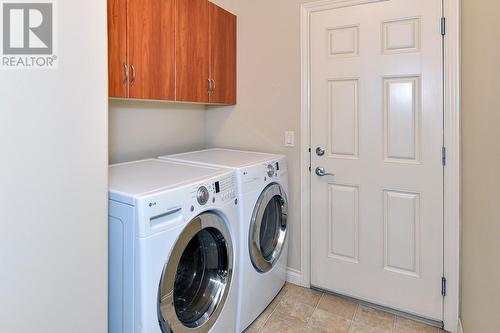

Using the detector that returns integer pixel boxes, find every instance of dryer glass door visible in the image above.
[249,183,288,273]
[158,213,233,333]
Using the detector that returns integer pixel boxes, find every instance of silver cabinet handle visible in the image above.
[315,167,335,177]
[316,147,326,156]
[130,64,136,85]
[212,79,216,91]
[123,63,129,85]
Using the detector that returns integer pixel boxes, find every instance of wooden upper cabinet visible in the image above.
[107,0,128,98]
[128,0,175,100]
[175,0,210,103]
[209,3,237,105]
[107,0,236,104]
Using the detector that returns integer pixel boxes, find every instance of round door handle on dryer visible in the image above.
[315,167,335,177]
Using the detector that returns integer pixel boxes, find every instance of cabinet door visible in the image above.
[128,0,175,100]
[108,0,128,98]
[175,0,210,103]
[209,3,237,105]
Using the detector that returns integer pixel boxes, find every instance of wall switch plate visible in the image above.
[284,131,295,147]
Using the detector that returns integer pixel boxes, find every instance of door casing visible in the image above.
[298,0,461,332]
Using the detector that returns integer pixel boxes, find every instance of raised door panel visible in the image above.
[176,0,210,103]
[108,0,128,98]
[328,184,359,263]
[209,3,237,105]
[328,79,359,158]
[128,0,175,100]
[383,76,421,162]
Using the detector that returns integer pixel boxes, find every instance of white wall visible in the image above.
[0,1,108,332]
[109,100,206,164]
[461,0,500,331]
[206,0,316,272]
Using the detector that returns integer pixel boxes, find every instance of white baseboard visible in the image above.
[286,267,306,287]
[457,319,464,333]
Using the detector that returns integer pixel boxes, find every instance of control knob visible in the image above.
[266,164,275,178]
[197,186,209,205]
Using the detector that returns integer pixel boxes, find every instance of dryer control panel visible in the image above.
[262,160,286,180]
[239,158,288,194]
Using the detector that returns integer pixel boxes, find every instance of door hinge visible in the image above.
[441,17,446,36]
[441,277,447,297]
[442,147,447,166]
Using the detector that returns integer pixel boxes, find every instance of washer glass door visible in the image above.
[249,183,288,273]
[158,213,233,333]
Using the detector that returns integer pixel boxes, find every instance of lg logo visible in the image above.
[3,2,53,54]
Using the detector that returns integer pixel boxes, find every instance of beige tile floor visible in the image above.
[244,283,448,333]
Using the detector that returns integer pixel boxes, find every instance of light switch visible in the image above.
[284,131,295,147]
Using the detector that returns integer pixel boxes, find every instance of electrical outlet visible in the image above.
[284,131,295,147]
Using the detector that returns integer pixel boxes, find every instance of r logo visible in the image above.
[2,3,53,55]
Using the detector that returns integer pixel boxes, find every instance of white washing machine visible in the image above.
[159,149,289,332]
[108,159,240,333]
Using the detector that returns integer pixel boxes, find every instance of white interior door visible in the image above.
[310,0,444,321]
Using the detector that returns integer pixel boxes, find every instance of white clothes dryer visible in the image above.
[159,149,289,332]
[108,159,239,333]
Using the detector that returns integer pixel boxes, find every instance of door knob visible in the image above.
[315,147,326,156]
[315,167,335,177]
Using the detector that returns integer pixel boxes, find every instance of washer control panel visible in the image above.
[192,173,236,206]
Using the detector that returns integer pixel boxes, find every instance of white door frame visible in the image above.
[298,0,461,331]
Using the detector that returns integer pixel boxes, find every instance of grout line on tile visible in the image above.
[349,298,357,321]
[255,285,289,333]
[255,305,275,332]
[347,303,359,333]
[303,291,323,332]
